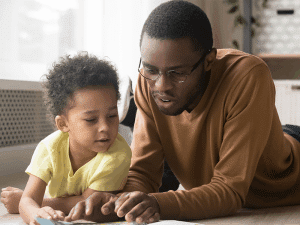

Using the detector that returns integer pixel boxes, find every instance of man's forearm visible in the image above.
[42,195,85,215]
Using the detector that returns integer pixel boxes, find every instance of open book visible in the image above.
[35,217,146,225]
[35,217,203,225]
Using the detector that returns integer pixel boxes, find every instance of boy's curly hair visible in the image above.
[42,52,120,120]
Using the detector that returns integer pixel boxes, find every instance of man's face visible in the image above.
[140,34,208,116]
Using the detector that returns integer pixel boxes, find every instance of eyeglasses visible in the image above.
[138,49,210,83]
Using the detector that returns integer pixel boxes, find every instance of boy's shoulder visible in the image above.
[107,133,132,156]
[39,130,69,152]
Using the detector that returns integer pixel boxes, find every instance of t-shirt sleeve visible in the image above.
[25,142,52,184]
[88,144,132,192]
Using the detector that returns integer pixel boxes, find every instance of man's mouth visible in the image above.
[161,99,171,102]
[96,138,109,142]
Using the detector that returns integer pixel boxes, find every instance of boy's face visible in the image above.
[64,85,119,155]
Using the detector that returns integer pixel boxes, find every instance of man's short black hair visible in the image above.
[140,0,213,52]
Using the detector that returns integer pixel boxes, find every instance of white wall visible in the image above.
[253,0,300,54]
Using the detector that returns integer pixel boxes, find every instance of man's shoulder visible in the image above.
[213,49,269,80]
[216,48,266,67]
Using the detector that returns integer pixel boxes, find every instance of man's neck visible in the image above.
[186,70,211,113]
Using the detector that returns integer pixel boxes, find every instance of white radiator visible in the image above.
[0,79,55,148]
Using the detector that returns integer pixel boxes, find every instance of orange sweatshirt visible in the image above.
[122,49,300,220]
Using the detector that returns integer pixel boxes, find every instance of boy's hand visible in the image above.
[35,206,65,222]
[1,187,23,214]
[65,192,119,222]
[113,191,160,224]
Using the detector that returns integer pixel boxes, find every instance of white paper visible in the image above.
[35,217,145,225]
[35,217,203,225]
[152,220,204,225]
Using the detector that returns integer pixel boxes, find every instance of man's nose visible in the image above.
[155,72,173,91]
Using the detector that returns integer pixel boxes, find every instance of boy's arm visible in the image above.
[41,188,117,215]
[19,175,58,224]
[65,192,120,222]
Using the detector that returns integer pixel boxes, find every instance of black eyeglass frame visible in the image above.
[138,49,211,83]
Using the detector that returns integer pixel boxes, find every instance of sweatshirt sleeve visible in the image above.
[122,74,165,194]
[151,63,276,220]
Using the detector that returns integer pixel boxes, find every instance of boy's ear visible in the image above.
[55,115,69,132]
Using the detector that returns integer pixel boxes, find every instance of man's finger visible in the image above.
[56,210,65,221]
[123,201,150,222]
[56,210,65,217]
[69,202,85,221]
[64,206,75,222]
[101,196,117,215]
[85,193,99,215]
[85,192,110,216]
[146,212,160,223]
[116,195,143,218]
[114,192,130,210]
[135,206,156,223]
[115,192,135,214]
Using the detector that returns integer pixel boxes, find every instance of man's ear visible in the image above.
[55,115,69,132]
[204,48,217,72]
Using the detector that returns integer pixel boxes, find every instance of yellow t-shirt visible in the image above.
[26,130,131,198]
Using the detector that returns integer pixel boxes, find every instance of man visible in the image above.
[66,1,300,223]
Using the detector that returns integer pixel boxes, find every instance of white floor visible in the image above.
[2,172,300,224]
[0,172,28,224]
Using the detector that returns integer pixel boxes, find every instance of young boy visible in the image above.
[1,53,131,224]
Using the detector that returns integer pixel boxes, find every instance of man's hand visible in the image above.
[110,191,160,224]
[65,192,119,222]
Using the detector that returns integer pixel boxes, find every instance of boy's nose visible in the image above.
[98,120,109,132]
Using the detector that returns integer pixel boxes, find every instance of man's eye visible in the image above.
[109,114,118,118]
[145,68,157,75]
[85,119,97,122]
[169,70,185,76]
